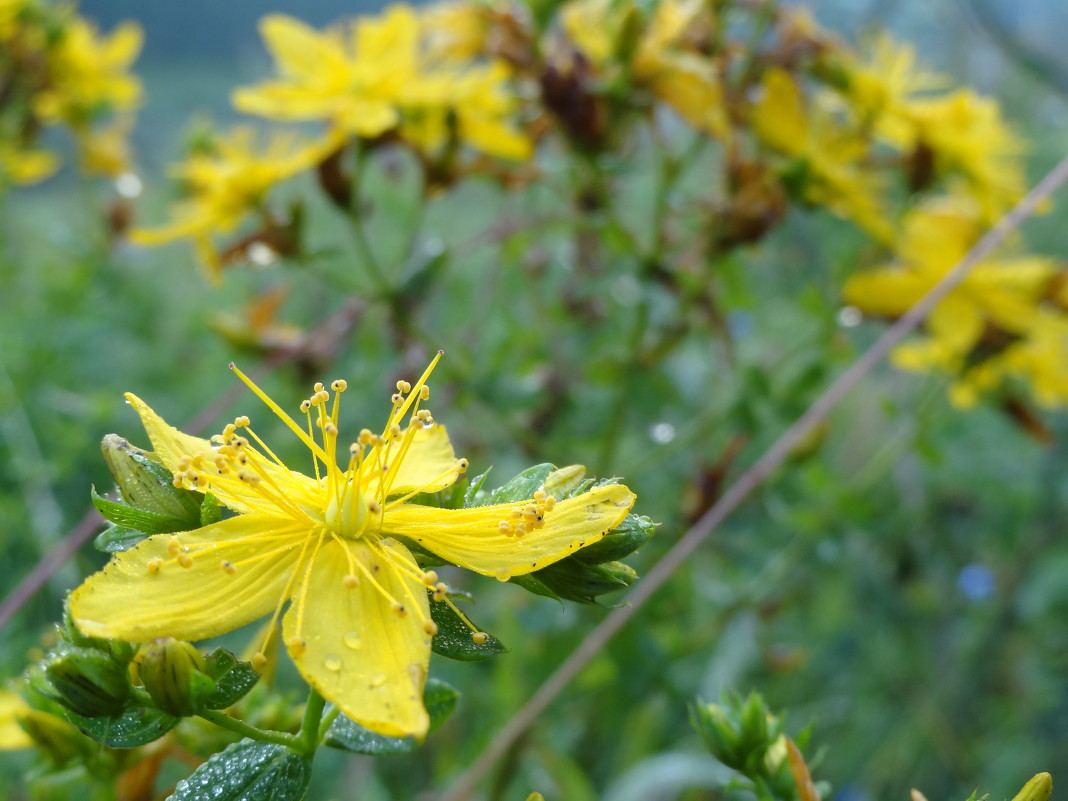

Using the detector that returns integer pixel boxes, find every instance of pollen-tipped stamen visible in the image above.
[230,362,330,467]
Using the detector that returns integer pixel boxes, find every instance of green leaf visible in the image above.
[94,524,151,553]
[203,648,260,710]
[324,678,460,755]
[67,706,180,748]
[91,488,193,537]
[573,513,656,564]
[167,738,311,801]
[471,464,554,506]
[529,558,636,604]
[200,492,221,526]
[461,469,492,507]
[507,572,562,602]
[429,597,507,661]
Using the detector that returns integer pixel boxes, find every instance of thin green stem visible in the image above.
[198,708,301,749]
[299,687,328,758]
[346,147,392,296]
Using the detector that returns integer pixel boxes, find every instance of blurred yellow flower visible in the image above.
[33,17,142,128]
[887,89,1027,219]
[70,356,636,738]
[0,142,59,187]
[834,34,945,126]
[128,127,330,281]
[232,7,531,161]
[844,195,1059,403]
[0,691,31,750]
[751,68,892,243]
[563,0,726,137]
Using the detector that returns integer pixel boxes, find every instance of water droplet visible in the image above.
[324,654,342,672]
[343,631,361,649]
[371,673,386,688]
[649,421,676,444]
[837,305,862,328]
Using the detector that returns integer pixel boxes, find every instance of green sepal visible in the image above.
[323,678,459,755]
[91,487,194,538]
[138,639,214,718]
[521,559,636,605]
[66,706,180,748]
[470,464,554,506]
[461,469,491,507]
[94,524,151,553]
[167,738,311,801]
[572,513,656,564]
[203,648,260,709]
[429,598,507,661]
[507,571,563,602]
[200,492,221,526]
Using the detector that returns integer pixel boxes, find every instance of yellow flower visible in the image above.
[844,195,1057,392]
[34,17,142,128]
[128,127,331,281]
[562,0,726,137]
[232,7,531,161]
[0,691,31,750]
[751,68,892,243]
[833,33,945,126]
[0,141,59,187]
[69,354,636,738]
[886,89,1027,219]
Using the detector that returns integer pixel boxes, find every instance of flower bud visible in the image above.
[19,709,94,764]
[43,647,131,718]
[1010,773,1053,801]
[691,702,744,769]
[100,434,201,521]
[138,638,215,717]
[541,465,586,498]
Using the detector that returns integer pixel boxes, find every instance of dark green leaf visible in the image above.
[91,488,193,536]
[67,706,179,748]
[506,572,562,602]
[167,738,311,801]
[203,648,260,710]
[323,678,460,755]
[429,597,507,661]
[94,524,151,553]
[529,558,636,604]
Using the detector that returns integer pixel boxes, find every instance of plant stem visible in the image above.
[198,708,300,749]
[299,688,328,758]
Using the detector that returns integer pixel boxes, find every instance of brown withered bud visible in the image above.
[539,51,607,152]
[711,157,787,251]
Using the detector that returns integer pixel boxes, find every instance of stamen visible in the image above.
[229,362,330,466]
[178,553,194,568]
[251,652,268,670]
[146,558,163,575]
[342,574,359,589]
[471,632,489,644]
[286,636,307,658]
[221,560,237,575]
[421,570,438,587]
[423,620,439,636]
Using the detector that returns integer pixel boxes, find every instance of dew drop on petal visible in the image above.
[343,631,361,650]
[371,673,386,688]
[324,655,342,672]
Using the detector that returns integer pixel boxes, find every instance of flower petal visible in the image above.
[70,514,300,642]
[124,393,215,476]
[284,538,431,738]
[385,423,458,497]
[384,484,636,579]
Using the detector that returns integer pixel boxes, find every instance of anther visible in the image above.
[178,553,194,569]
[358,429,373,445]
[391,602,407,617]
[391,393,404,406]
[342,574,359,589]
[389,424,402,440]
[534,490,547,502]
[323,422,338,436]
[396,380,411,394]
[420,385,430,400]
[146,558,163,575]
[456,458,469,473]
[471,632,489,645]
[331,379,347,392]
[221,560,236,575]
[235,416,250,427]
[285,637,307,658]
[300,400,311,413]
[367,499,382,515]
[423,620,439,636]
[167,537,181,556]
[314,382,325,393]
[251,652,268,670]
[422,570,438,587]
[432,582,448,602]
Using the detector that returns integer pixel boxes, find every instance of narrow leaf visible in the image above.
[167,738,311,801]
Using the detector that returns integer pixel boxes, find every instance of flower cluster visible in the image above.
[0,0,141,186]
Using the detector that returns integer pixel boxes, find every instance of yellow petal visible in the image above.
[926,295,983,355]
[285,538,430,738]
[0,692,31,750]
[384,484,636,579]
[70,514,301,642]
[386,424,458,496]
[752,68,807,155]
[842,268,927,317]
[259,14,344,80]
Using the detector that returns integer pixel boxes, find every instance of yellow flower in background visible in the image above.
[844,195,1057,391]
[33,16,142,128]
[751,68,892,243]
[69,354,636,738]
[562,0,726,137]
[128,127,331,281]
[834,33,945,125]
[232,6,531,161]
[0,142,59,187]
[886,89,1027,219]
[0,691,31,750]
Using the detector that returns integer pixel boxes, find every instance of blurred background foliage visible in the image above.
[2,0,1068,799]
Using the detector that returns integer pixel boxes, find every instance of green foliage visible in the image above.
[167,739,311,801]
